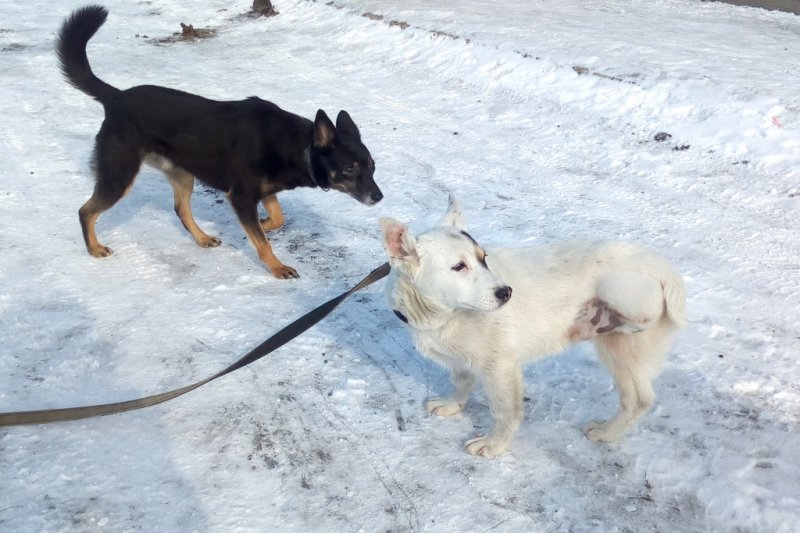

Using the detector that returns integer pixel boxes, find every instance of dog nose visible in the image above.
[370,190,383,203]
[495,286,512,303]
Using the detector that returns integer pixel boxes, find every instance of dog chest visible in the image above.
[410,317,511,369]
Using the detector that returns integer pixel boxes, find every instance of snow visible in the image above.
[1,0,799,531]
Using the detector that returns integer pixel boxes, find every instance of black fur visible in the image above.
[56,5,382,278]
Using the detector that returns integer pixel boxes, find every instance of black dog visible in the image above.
[57,5,382,278]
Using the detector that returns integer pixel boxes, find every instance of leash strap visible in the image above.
[0,262,390,427]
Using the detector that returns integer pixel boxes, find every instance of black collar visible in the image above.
[393,309,409,324]
[304,148,329,191]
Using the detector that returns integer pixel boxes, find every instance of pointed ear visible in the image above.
[380,217,418,266]
[335,110,361,139]
[314,109,337,149]
[439,194,465,228]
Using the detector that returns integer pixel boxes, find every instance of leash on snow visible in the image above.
[0,263,391,427]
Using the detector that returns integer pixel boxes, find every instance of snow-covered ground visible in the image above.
[1,0,798,531]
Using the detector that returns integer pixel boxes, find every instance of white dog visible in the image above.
[380,196,685,457]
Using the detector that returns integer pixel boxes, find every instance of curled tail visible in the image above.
[662,268,686,328]
[56,5,118,102]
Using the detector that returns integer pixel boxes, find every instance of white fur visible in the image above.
[380,196,686,457]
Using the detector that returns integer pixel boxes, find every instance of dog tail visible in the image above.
[662,268,686,328]
[56,5,118,103]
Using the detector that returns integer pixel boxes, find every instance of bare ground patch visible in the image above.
[145,22,218,45]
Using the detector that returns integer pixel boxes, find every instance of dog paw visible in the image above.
[199,235,222,248]
[88,244,113,258]
[584,420,623,442]
[464,435,508,457]
[425,397,463,417]
[270,264,299,279]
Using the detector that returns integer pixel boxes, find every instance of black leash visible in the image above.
[0,262,390,427]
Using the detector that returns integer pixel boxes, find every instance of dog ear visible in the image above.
[380,217,418,265]
[314,109,337,149]
[335,110,361,140]
[439,194,465,228]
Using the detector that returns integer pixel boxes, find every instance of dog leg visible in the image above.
[426,368,475,416]
[166,168,221,248]
[79,195,115,257]
[585,322,673,442]
[79,132,141,257]
[259,194,285,233]
[228,191,298,279]
[464,363,523,457]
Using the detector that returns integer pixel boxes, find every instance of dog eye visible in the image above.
[342,167,358,176]
[451,261,467,272]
